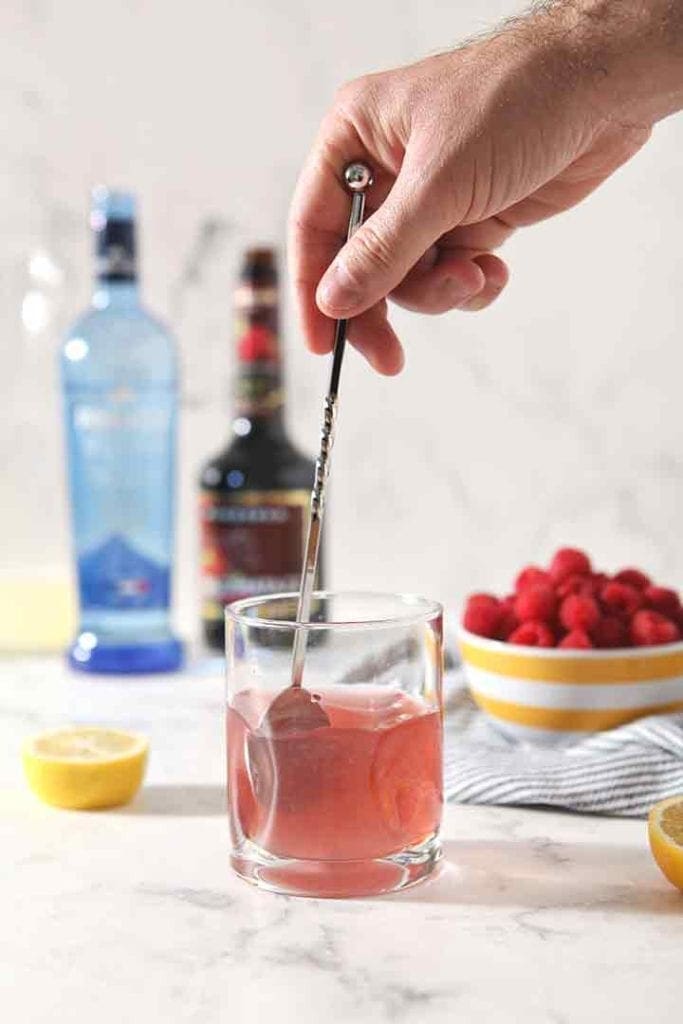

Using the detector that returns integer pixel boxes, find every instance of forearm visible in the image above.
[529,0,683,124]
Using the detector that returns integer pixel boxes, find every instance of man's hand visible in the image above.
[289,1,681,374]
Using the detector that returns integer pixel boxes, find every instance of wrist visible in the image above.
[531,0,683,125]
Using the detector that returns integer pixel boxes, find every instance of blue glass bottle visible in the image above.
[61,188,183,673]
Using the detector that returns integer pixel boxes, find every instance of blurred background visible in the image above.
[2,0,683,644]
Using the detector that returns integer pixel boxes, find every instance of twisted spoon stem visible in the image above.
[290,162,374,688]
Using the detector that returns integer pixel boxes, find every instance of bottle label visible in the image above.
[66,388,175,611]
[234,287,283,416]
[199,489,309,621]
[235,359,283,417]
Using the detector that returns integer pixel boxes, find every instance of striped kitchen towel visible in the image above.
[443,672,683,817]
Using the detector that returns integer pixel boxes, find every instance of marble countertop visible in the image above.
[3,656,682,1024]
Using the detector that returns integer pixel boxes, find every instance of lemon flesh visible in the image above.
[661,802,683,843]
[23,727,148,810]
[648,796,683,893]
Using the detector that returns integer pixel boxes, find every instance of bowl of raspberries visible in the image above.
[458,548,683,743]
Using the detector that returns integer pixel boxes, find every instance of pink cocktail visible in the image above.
[226,593,444,897]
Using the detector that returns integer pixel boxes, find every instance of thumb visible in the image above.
[316,160,449,319]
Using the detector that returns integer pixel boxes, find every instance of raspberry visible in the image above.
[498,609,518,641]
[561,593,598,630]
[600,581,644,619]
[630,610,681,647]
[549,547,592,584]
[465,593,499,607]
[508,621,555,648]
[497,595,518,640]
[559,593,600,632]
[590,572,609,593]
[514,584,557,624]
[514,565,551,593]
[592,616,629,649]
[644,586,681,619]
[557,573,593,600]
[613,568,651,591]
[463,594,501,638]
[559,629,593,649]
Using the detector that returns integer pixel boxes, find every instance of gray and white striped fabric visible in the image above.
[443,672,683,817]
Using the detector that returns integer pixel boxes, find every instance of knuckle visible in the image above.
[349,222,394,276]
[333,74,378,120]
[333,77,363,110]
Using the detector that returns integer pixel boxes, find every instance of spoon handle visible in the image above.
[290,162,374,688]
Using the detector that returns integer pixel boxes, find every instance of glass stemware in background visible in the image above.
[226,591,444,898]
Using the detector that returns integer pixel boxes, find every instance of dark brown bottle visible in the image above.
[199,248,320,651]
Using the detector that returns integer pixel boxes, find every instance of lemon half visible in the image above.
[23,727,148,810]
[648,795,683,892]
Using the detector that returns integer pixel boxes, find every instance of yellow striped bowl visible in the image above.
[458,627,683,745]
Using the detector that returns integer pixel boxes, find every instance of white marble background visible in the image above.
[2,0,683,636]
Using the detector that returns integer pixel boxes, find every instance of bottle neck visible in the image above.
[92,210,138,309]
[92,278,140,310]
[232,265,285,437]
[231,409,286,443]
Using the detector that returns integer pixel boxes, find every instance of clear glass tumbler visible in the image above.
[225,591,443,898]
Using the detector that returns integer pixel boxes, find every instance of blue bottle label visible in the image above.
[66,388,175,612]
[78,534,170,610]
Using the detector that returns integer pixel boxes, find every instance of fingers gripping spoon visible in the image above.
[260,162,374,735]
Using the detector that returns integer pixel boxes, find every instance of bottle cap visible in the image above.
[240,246,277,286]
[90,187,136,229]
